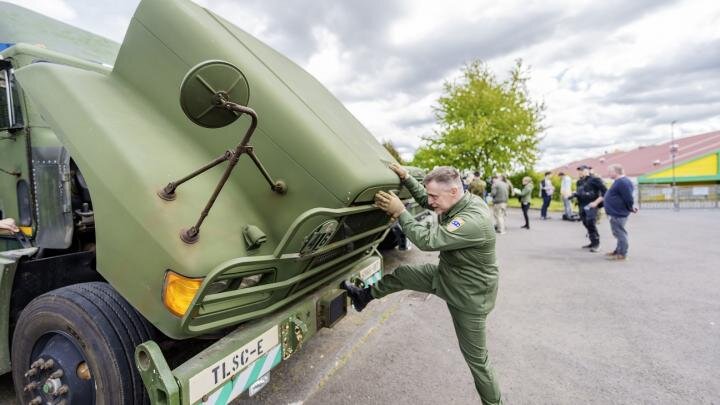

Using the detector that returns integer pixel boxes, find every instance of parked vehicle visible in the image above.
[0,1,412,403]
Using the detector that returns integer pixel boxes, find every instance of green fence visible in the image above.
[638,184,719,209]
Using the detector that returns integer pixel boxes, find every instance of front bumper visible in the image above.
[135,252,382,405]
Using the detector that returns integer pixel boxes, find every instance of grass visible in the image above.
[505,197,566,212]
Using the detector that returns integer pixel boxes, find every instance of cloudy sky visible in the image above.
[8,0,720,169]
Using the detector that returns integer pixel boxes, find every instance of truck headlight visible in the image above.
[163,271,203,317]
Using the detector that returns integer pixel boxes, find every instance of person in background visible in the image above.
[463,172,473,192]
[539,171,554,220]
[593,164,638,260]
[560,172,573,219]
[491,176,509,234]
[573,165,607,252]
[515,177,533,229]
[469,171,486,198]
[503,175,514,198]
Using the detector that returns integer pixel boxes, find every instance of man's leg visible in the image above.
[614,216,629,256]
[579,207,592,245]
[563,197,572,218]
[498,203,507,233]
[342,264,437,312]
[521,203,529,228]
[609,216,620,254]
[371,263,438,298]
[586,208,600,247]
[391,223,408,250]
[448,305,502,405]
[492,205,501,233]
[540,196,548,218]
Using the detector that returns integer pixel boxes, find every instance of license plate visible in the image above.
[359,258,382,285]
[188,326,279,404]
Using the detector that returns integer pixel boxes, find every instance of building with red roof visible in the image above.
[551,130,720,208]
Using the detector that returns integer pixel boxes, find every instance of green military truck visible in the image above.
[0,1,419,403]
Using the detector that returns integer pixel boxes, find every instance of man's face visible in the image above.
[425,180,460,214]
[579,168,589,177]
[608,169,619,180]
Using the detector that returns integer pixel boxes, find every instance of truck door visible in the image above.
[0,59,74,250]
[0,59,32,251]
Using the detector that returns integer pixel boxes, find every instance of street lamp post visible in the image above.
[670,120,679,211]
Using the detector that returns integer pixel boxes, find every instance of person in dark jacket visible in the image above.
[572,165,607,252]
[594,164,638,260]
[539,171,554,220]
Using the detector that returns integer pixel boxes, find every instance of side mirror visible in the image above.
[160,60,287,244]
[179,60,250,128]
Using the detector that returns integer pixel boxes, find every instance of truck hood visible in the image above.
[13,0,401,337]
[17,0,401,206]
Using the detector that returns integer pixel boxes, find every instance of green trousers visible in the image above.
[372,264,502,405]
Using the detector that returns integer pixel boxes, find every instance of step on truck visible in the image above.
[0,1,418,403]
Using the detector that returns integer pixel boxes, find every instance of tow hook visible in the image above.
[281,315,309,360]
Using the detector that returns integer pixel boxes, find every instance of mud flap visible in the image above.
[0,247,38,374]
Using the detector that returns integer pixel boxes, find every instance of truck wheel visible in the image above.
[11,282,154,405]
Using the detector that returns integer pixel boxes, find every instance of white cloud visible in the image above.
[6,0,77,21]
[27,0,720,171]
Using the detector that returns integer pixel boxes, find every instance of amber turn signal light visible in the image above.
[163,271,203,317]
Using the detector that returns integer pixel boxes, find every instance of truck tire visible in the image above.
[11,282,154,405]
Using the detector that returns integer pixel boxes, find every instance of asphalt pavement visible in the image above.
[2,208,719,404]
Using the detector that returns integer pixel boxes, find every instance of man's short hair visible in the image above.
[544,171,552,176]
[608,164,624,175]
[559,172,565,176]
[424,166,463,190]
[473,171,480,177]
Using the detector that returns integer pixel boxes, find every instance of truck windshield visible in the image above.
[0,68,23,129]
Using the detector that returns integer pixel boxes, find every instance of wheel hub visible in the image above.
[23,332,94,405]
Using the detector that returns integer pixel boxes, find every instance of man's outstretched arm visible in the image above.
[388,163,429,208]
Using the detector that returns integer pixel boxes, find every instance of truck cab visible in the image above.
[0,1,409,403]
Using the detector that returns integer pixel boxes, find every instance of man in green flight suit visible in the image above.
[341,164,502,405]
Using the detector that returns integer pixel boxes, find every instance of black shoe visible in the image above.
[340,281,374,312]
[589,245,600,252]
[581,244,593,249]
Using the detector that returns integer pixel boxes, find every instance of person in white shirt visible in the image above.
[560,172,573,219]
[540,172,555,220]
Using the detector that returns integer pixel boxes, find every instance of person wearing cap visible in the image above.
[572,165,607,252]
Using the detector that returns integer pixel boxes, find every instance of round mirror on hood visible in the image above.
[179,60,250,128]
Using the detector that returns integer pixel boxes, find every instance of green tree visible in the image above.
[382,140,404,164]
[411,59,544,176]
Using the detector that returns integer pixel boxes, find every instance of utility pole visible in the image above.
[670,121,679,211]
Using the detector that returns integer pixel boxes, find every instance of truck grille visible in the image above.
[181,204,392,334]
[294,209,391,291]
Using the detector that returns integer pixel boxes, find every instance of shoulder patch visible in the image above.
[445,217,465,232]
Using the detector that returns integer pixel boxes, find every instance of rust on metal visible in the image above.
[76,362,91,381]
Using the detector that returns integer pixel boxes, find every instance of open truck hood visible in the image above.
[18,0,399,203]
[14,0,401,338]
